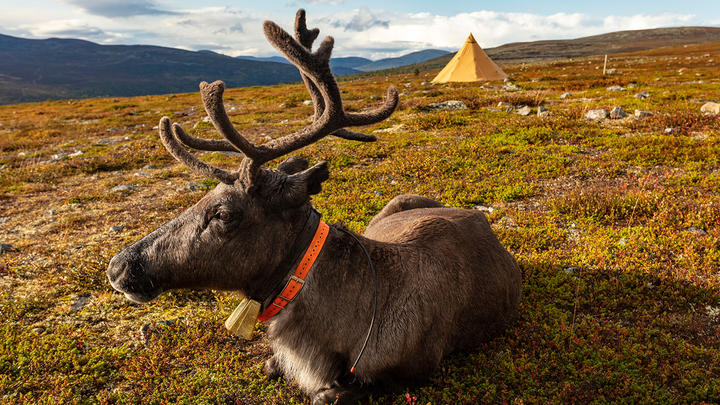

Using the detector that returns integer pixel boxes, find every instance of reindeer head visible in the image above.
[106,9,398,303]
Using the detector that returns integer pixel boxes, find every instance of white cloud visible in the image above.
[19,19,128,41]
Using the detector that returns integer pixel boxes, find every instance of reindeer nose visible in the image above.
[106,250,134,289]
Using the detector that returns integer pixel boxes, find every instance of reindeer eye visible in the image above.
[218,212,231,222]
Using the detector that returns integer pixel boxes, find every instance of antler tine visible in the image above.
[199,81,268,161]
[259,11,398,163]
[158,117,239,184]
[172,124,242,152]
[293,9,378,143]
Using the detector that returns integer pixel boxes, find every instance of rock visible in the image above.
[537,107,553,117]
[635,109,653,118]
[486,107,502,112]
[701,102,720,114]
[560,92,572,98]
[427,100,468,110]
[474,205,495,213]
[373,190,383,197]
[302,100,313,106]
[48,209,57,216]
[634,91,651,100]
[140,318,185,345]
[211,151,245,157]
[421,82,433,86]
[664,128,676,134]
[69,150,83,157]
[606,68,617,74]
[141,165,157,170]
[109,225,124,233]
[373,124,405,133]
[609,106,627,119]
[134,172,150,177]
[497,102,512,108]
[607,85,626,91]
[687,226,707,236]
[368,95,380,100]
[585,109,607,120]
[177,183,212,192]
[95,138,123,146]
[0,243,12,254]
[71,295,90,311]
[111,185,136,192]
[627,83,638,89]
[504,83,521,91]
[515,106,532,116]
[563,266,581,274]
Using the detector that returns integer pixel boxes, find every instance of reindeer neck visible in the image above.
[251,208,324,312]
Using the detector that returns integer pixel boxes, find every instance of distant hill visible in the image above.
[353,50,449,72]
[388,26,720,76]
[0,34,302,105]
[236,55,292,64]
[2,26,720,105]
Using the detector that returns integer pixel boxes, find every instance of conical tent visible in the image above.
[432,33,508,83]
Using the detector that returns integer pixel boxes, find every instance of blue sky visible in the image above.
[1,1,717,59]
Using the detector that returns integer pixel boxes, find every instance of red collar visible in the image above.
[257,221,329,321]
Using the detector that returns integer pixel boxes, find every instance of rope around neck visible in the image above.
[335,227,377,374]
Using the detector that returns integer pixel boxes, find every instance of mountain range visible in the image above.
[2,26,720,105]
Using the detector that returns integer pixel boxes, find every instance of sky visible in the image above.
[0,0,718,60]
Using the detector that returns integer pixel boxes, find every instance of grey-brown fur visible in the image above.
[106,10,521,405]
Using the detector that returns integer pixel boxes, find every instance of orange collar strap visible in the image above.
[257,221,329,322]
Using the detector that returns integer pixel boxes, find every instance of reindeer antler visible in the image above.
[159,9,399,188]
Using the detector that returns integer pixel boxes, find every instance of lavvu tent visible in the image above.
[432,33,508,83]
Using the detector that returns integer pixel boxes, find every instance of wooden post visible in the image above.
[603,55,608,75]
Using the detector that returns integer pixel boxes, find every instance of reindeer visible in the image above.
[107,10,521,405]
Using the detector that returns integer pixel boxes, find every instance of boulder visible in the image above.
[635,110,653,118]
[585,109,607,120]
[609,106,627,120]
[560,92,572,98]
[701,102,720,114]
[515,106,532,116]
[427,100,468,111]
[634,91,651,100]
[607,85,626,92]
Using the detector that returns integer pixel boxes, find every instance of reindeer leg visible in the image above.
[312,380,397,405]
[264,354,284,380]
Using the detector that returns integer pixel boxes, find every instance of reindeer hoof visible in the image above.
[264,355,283,380]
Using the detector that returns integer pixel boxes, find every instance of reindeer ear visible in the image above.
[281,161,329,207]
[277,156,309,175]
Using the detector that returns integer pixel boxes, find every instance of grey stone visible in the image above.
[635,109,653,118]
[585,109,607,120]
[474,205,495,213]
[497,102,512,107]
[487,107,502,112]
[427,100,468,110]
[606,68,618,74]
[516,106,532,116]
[635,91,651,100]
[109,225,124,233]
[71,295,90,311]
[563,266,581,274]
[687,226,707,236]
[607,85,626,91]
[0,243,12,254]
[141,165,157,170]
[302,100,313,106]
[177,183,211,192]
[111,185,136,192]
[504,83,521,91]
[560,92,572,98]
[373,190,383,196]
[701,102,720,114]
[664,127,676,134]
[610,106,627,119]
[627,83,638,89]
